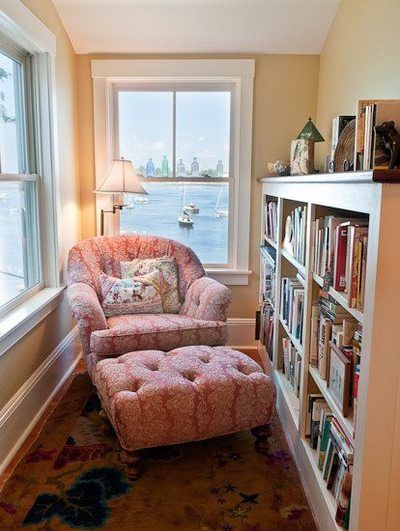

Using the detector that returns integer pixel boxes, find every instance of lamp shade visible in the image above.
[95,159,148,195]
[297,117,325,143]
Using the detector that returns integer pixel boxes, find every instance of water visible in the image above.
[121,182,229,264]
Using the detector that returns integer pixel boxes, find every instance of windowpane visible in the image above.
[120,182,229,264]
[118,91,173,177]
[0,181,40,308]
[176,91,230,177]
[0,51,25,173]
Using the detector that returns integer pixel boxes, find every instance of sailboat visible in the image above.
[214,186,228,218]
[184,202,199,214]
[178,184,194,227]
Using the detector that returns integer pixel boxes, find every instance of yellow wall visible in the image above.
[316,0,400,169]
[0,0,80,408]
[77,53,320,318]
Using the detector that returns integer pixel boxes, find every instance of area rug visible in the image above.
[0,373,317,530]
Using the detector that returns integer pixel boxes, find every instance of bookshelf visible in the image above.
[258,170,400,531]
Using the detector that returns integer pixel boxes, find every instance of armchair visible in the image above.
[67,235,231,378]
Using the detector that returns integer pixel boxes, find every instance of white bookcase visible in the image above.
[258,171,400,531]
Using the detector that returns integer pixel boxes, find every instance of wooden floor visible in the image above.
[0,348,260,492]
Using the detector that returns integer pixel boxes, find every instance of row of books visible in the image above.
[282,338,301,397]
[280,276,305,345]
[257,303,274,358]
[260,245,276,307]
[283,205,307,265]
[308,395,354,529]
[264,201,278,242]
[310,291,362,422]
[313,215,368,312]
[356,99,400,170]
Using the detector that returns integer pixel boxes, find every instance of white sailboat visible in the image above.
[178,184,194,227]
[214,186,228,218]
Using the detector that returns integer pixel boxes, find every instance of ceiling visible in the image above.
[52,0,341,54]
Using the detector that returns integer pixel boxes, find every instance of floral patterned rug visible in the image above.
[0,373,317,530]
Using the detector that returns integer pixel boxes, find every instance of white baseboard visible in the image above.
[227,317,256,349]
[0,326,81,475]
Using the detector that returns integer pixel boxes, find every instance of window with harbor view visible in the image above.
[117,88,231,265]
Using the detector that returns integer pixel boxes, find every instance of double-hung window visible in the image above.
[0,37,41,313]
[93,59,254,285]
[116,85,232,266]
[0,0,61,352]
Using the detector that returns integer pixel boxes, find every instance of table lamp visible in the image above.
[94,158,148,235]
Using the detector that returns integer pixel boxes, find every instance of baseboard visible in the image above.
[227,317,256,348]
[0,326,81,475]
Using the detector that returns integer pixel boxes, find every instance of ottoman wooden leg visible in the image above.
[120,450,143,481]
[251,424,272,455]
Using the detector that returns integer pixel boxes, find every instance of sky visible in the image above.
[118,90,231,176]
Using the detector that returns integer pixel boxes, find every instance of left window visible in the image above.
[0,39,41,312]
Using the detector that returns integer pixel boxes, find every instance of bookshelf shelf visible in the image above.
[258,171,400,530]
[275,369,300,424]
[313,274,364,324]
[309,366,355,445]
[281,247,306,276]
[264,234,277,249]
[279,314,304,357]
[302,439,342,531]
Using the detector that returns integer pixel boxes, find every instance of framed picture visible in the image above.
[290,139,314,175]
[328,342,351,416]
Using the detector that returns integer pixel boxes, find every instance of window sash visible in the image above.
[113,83,234,268]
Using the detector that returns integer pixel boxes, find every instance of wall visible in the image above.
[77,53,320,318]
[316,0,400,169]
[0,0,80,408]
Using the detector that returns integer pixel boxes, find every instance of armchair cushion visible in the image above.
[121,256,180,313]
[100,271,163,316]
[90,314,228,356]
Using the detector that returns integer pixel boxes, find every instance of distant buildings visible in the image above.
[143,156,224,178]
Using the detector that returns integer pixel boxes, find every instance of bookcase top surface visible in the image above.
[259,169,400,184]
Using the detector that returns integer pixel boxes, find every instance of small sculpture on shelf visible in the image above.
[272,160,291,176]
[374,121,400,169]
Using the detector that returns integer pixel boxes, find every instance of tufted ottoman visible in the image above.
[95,345,276,479]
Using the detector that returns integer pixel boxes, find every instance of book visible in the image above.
[310,399,328,449]
[335,465,353,528]
[318,412,334,470]
[310,304,319,368]
[318,315,332,379]
[333,224,348,291]
[306,394,324,437]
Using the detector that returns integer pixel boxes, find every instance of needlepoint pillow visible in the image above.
[100,271,163,317]
[120,257,180,314]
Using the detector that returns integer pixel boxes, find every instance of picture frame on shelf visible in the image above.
[290,139,314,175]
[328,342,351,416]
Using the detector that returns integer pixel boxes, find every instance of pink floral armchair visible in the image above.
[67,235,231,377]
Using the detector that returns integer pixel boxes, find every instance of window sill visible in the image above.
[0,287,65,357]
[206,269,252,286]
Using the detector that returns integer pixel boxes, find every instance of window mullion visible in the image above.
[172,91,176,178]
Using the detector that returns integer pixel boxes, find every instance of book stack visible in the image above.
[313,215,369,311]
[355,99,400,170]
[280,277,305,345]
[259,245,276,357]
[308,395,354,529]
[265,201,278,242]
[283,205,307,265]
[282,338,302,397]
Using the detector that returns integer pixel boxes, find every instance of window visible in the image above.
[0,42,41,313]
[93,59,254,284]
[116,87,231,265]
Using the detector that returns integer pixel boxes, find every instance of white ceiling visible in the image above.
[52,0,341,54]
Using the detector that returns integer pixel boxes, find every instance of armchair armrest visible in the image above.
[68,282,108,354]
[181,276,231,322]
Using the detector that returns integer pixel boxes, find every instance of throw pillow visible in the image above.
[120,257,180,313]
[100,270,163,317]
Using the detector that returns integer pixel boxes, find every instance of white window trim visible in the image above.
[0,0,63,356]
[92,59,254,285]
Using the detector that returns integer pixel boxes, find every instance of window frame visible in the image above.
[0,0,63,354]
[114,82,234,269]
[92,59,254,285]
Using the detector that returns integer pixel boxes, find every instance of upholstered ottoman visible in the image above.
[95,345,276,479]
